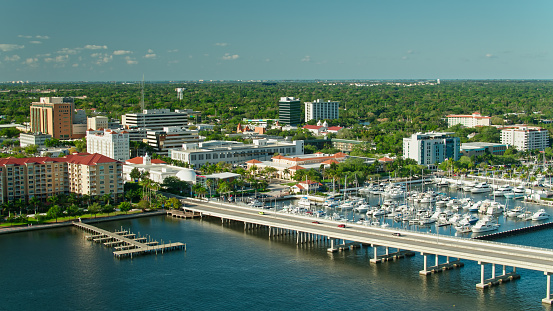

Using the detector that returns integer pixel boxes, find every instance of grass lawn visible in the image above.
[1,210,144,227]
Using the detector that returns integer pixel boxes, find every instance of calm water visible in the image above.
[2,213,553,311]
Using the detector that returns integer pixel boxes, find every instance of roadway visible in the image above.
[183,198,553,273]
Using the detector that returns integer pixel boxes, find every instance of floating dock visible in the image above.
[74,222,186,259]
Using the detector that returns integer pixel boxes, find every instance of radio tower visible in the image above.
[140,74,145,111]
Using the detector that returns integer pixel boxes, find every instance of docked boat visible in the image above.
[354,204,370,213]
[458,213,479,225]
[471,182,492,194]
[436,178,449,187]
[531,209,550,221]
[297,197,313,208]
[249,200,265,208]
[493,185,513,197]
[455,224,473,233]
[503,191,525,200]
[471,219,500,233]
[506,206,526,218]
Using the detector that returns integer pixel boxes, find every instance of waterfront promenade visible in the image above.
[181,198,553,304]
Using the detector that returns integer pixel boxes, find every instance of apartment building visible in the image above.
[304,99,339,122]
[500,125,549,151]
[0,153,123,203]
[87,129,130,161]
[87,116,109,130]
[446,112,491,128]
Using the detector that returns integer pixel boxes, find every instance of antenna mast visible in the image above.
[140,74,145,112]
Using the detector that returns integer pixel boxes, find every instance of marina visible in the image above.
[74,222,186,259]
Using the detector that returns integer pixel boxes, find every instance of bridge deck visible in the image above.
[182,199,553,273]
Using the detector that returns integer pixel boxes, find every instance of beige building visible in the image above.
[30,97,75,139]
[446,112,491,128]
[87,116,109,130]
[500,125,549,151]
[0,153,123,204]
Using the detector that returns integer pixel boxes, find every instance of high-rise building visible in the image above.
[403,132,460,165]
[121,109,188,131]
[278,97,301,126]
[500,125,549,151]
[30,97,75,139]
[87,129,130,161]
[304,99,339,122]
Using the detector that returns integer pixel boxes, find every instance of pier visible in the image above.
[74,222,186,259]
[474,221,553,240]
[176,197,553,305]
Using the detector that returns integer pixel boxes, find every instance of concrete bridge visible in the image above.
[180,198,553,305]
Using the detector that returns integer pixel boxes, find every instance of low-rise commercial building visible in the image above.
[19,133,52,148]
[169,139,304,169]
[460,142,508,158]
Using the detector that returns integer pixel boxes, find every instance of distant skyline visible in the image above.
[1,0,552,82]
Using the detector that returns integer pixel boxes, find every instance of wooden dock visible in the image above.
[74,222,186,259]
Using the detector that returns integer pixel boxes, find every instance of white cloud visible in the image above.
[24,57,38,67]
[18,35,32,39]
[215,43,228,47]
[125,56,138,65]
[45,55,68,63]
[36,35,50,40]
[485,53,497,58]
[30,41,42,44]
[222,53,239,60]
[72,63,79,67]
[0,44,24,52]
[84,44,107,50]
[167,49,179,53]
[401,56,408,60]
[144,53,157,59]
[4,55,21,62]
[301,55,311,62]
[113,50,132,55]
[58,48,78,55]
[147,49,154,53]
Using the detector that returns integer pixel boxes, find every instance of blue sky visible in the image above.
[1,0,552,82]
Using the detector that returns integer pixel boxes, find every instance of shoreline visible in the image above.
[0,210,166,235]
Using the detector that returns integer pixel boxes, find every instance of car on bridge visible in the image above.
[337,224,346,228]
[312,221,321,224]
[258,211,265,215]
[392,232,402,236]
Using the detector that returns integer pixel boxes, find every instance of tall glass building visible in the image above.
[278,97,301,126]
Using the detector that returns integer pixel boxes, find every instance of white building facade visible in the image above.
[122,109,188,131]
[170,139,304,169]
[87,129,130,161]
[19,132,52,147]
[304,99,339,122]
[446,112,491,128]
[500,125,549,151]
[146,126,200,156]
[403,132,460,165]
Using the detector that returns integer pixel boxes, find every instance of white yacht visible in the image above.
[493,185,513,197]
[531,209,550,221]
[471,219,500,233]
[506,206,525,218]
[249,200,265,208]
[471,183,492,194]
[297,197,313,208]
[354,204,370,213]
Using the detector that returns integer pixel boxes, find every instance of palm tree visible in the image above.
[283,168,290,180]
[206,179,214,198]
[29,197,40,214]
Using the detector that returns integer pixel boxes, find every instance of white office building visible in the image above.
[304,99,339,122]
[122,109,188,131]
[146,126,200,156]
[403,132,460,165]
[500,125,549,151]
[446,112,491,128]
[87,129,130,161]
[19,132,52,148]
[170,139,304,169]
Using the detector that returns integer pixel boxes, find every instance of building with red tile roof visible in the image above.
[0,153,122,203]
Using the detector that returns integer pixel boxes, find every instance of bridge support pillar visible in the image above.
[543,272,553,304]
[477,262,520,289]
[269,226,272,237]
[421,253,463,275]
